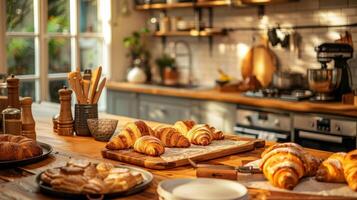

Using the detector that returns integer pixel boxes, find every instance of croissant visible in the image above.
[209,126,224,140]
[173,120,196,135]
[133,136,165,157]
[343,149,357,191]
[316,152,346,183]
[260,143,320,190]
[183,124,213,146]
[106,121,154,150]
[153,126,190,148]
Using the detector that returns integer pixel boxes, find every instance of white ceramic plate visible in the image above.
[157,178,248,200]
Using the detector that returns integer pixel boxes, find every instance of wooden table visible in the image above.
[0,103,352,200]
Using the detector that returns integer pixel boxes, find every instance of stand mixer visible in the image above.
[308,43,353,101]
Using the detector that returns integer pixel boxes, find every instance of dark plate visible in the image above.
[36,165,153,199]
[0,142,53,168]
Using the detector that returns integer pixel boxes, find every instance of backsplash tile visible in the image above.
[149,0,357,86]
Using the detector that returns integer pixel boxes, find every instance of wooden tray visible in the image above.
[101,136,265,169]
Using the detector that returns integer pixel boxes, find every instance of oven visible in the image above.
[234,106,291,142]
[293,114,357,152]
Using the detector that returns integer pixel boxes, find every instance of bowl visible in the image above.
[307,68,341,93]
[87,119,118,142]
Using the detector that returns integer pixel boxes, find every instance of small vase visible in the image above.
[163,67,179,86]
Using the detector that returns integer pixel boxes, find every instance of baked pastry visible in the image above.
[259,143,320,190]
[209,126,224,140]
[316,152,346,183]
[343,149,357,191]
[40,160,144,194]
[133,135,165,156]
[153,126,190,148]
[184,124,213,146]
[106,121,154,150]
[173,120,196,135]
[0,134,43,161]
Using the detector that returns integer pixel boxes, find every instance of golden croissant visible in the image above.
[209,126,224,140]
[106,121,154,150]
[260,143,320,190]
[173,120,196,135]
[152,125,190,148]
[343,149,357,191]
[133,136,165,157]
[316,152,346,183]
[184,124,213,146]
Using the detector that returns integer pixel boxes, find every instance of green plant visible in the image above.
[123,28,150,63]
[155,54,176,69]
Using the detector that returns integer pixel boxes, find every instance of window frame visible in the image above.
[1,0,110,106]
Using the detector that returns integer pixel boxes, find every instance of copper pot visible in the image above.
[163,67,179,86]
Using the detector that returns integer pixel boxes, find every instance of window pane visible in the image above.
[6,0,34,32]
[79,0,102,33]
[79,38,102,70]
[20,80,36,101]
[47,0,70,33]
[6,37,35,75]
[48,38,71,73]
[49,80,67,103]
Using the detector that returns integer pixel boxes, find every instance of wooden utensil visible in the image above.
[92,77,106,104]
[68,72,86,104]
[82,80,90,103]
[88,66,102,104]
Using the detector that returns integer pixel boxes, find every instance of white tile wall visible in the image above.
[149,0,357,86]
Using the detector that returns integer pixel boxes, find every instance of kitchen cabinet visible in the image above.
[107,89,236,133]
[139,94,201,124]
[107,89,139,118]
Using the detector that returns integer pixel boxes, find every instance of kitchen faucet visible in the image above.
[173,40,193,86]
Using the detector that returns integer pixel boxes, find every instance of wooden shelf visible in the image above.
[135,1,244,10]
[153,30,226,37]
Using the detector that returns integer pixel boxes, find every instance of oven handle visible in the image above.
[298,131,343,144]
[234,126,288,139]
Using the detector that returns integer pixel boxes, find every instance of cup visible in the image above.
[74,104,98,136]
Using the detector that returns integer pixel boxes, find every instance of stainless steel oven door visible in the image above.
[234,126,290,142]
[294,130,356,152]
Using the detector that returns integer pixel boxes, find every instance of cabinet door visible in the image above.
[107,90,138,118]
[139,94,199,124]
[199,101,236,134]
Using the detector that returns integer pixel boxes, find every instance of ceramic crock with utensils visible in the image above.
[74,104,98,136]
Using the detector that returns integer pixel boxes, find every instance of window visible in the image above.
[1,0,110,105]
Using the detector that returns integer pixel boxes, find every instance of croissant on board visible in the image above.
[260,143,321,190]
[316,152,346,183]
[106,121,154,150]
[183,124,213,146]
[209,126,224,140]
[153,125,190,148]
[343,149,357,191]
[133,136,165,157]
[173,120,196,135]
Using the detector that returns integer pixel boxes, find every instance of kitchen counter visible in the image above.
[0,103,347,200]
[107,81,357,117]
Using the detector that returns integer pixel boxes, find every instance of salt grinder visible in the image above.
[58,86,74,136]
[21,97,36,140]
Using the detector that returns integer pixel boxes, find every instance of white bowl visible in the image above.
[157,178,248,200]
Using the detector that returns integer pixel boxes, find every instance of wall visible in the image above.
[148,0,357,86]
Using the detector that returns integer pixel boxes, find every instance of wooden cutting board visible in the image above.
[101,136,265,170]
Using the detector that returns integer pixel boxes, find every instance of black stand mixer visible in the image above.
[308,43,354,101]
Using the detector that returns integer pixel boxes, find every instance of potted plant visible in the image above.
[123,28,151,82]
[155,54,179,86]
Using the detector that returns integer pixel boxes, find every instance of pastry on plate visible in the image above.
[316,152,346,183]
[0,134,43,161]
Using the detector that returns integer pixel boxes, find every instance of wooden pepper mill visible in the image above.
[57,86,74,136]
[7,74,20,109]
[21,97,36,140]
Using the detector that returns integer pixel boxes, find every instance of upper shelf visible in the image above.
[135,1,244,10]
[153,29,226,37]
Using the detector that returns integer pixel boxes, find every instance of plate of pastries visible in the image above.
[0,134,52,167]
[37,159,153,198]
[105,120,225,156]
[259,142,357,191]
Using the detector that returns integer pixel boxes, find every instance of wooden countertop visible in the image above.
[0,103,349,200]
[107,81,357,117]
